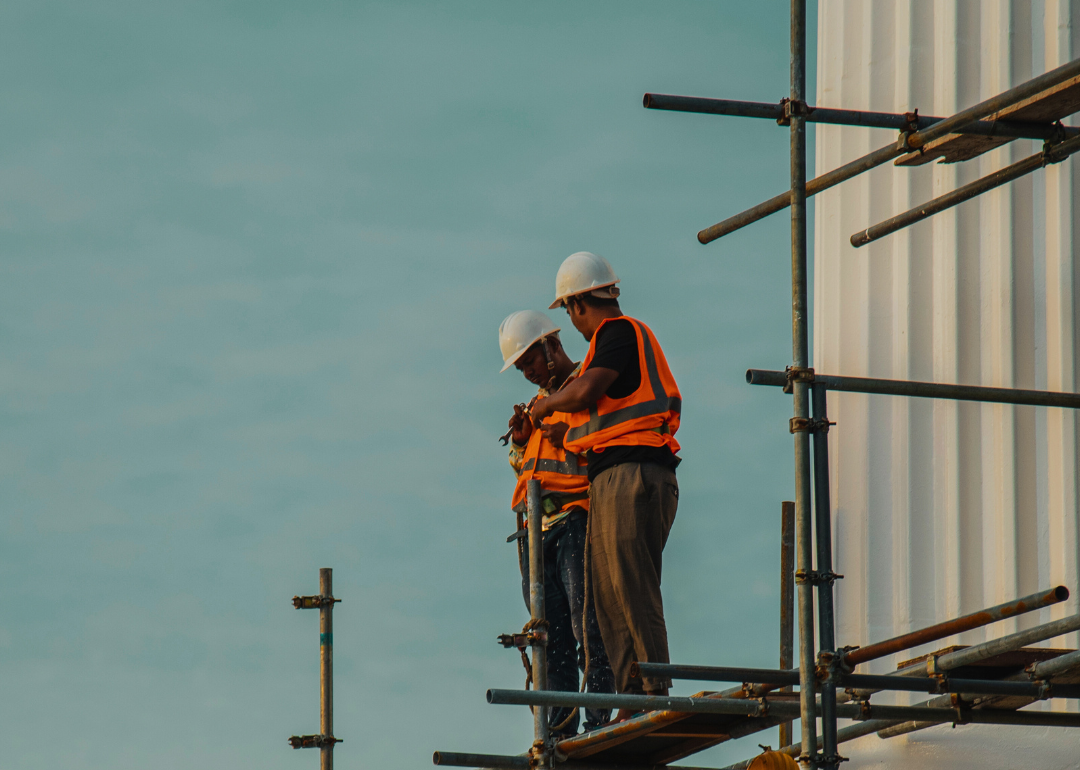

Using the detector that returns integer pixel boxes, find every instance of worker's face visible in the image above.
[564,298,590,339]
[515,342,551,386]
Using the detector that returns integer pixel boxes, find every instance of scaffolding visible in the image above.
[434,3,1080,768]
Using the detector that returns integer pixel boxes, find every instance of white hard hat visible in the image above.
[498,310,560,373]
[549,251,620,309]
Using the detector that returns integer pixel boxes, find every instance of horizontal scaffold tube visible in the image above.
[633,663,1080,700]
[851,131,1080,247]
[747,368,1080,410]
[486,689,1080,728]
[431,751,722,770]
[695,56,1080,243]
[643,94,1077,141]
[844,586,1068,667]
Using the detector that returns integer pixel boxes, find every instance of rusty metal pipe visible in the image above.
[843,586,1069,668]
[747,368,1080,410]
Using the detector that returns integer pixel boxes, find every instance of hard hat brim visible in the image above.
[499,329,560,373]
[548,280,619,310]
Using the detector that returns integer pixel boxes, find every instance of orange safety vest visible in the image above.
[511,399,591,517]
[562,316,682,456]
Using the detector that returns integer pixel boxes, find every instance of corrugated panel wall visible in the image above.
[815,1,1080,764]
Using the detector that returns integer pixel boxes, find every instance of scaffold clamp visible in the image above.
[498,631,548,649]
[795,568,843,585]
[288,734,342,749]
[293,595,341,609]
[782,365,815,394]
[789,416,836,434]
[777,97,808,126]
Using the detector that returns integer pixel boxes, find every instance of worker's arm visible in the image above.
[531,366,619,424]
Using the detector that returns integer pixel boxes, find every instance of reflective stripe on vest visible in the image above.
[564,321,681,444]
[521,455,588,477]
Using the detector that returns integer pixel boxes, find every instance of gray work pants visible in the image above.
[588,461,678,694]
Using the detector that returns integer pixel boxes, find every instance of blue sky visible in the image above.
[1,2,817,767]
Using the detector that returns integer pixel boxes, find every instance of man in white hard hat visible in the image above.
[529,253,682,718]
[499,310,615,735]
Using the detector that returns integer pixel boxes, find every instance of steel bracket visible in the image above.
[498,631,547,649]
[790,416,836,434]
[777,97,809,126]
[782,365,815,394]
[292,595,341,610]
[815,650,843,684]
[795,569,844,585]
[821,753,849,766]
[856,699,873,721]
[289,734,342,749]
[529,740,551,770]
[902,108,920,133]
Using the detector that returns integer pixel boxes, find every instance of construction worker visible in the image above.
[528,252,681,720]
[499,310,615,735]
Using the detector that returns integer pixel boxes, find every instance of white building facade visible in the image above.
[814,1,1080,766]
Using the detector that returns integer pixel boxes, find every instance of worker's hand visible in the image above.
[541,421,569,449]
[530,398,551,426]
[508,404,533,446]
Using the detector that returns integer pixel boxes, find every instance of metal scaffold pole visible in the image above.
[787,2,819,767]
[320,568,335,770]
[779,501,795,748]
[290,569,342,763]
[811,386,838,769]
[526,479,550,763]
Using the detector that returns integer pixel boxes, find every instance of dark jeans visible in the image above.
[519,511,615,735]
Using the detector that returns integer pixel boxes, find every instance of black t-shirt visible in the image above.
[583,319,679,481]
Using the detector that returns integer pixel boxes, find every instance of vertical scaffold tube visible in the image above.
[789,1,818,767]
[811,386,838,769]
[319,568,334,770]
[780,501,796,748]
[526,479,550,757]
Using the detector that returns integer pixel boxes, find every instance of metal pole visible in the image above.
[632,663,1080,700]
[746,368,1080,410]
[320,568,334,770]
[433,751,723,770]
[697,56,1080,244]
[780,501,795,747]
[642,94,1077,141]
[698,142,905,243]
[526,479,549,757]
[788,2,817,767]
[851,132,1080,247]
[842,585,1068,668]
[810,386,837,769]
[487,688,1080,728]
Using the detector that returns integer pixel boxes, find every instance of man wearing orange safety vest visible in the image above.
[499,310,615,736]
[529,253,681,721]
